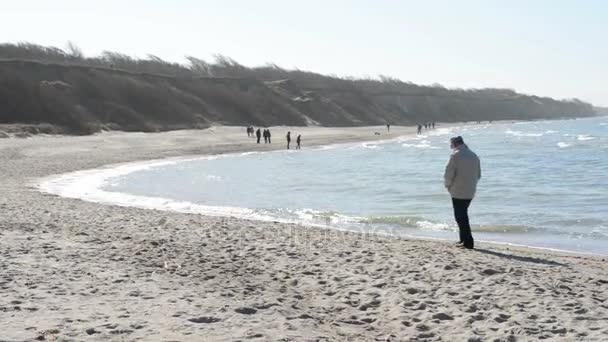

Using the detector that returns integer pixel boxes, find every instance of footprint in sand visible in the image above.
[406,288,419,294]
[235,307,257,315]
[359,299,381,311]
[432,312,454,321]
[481,268,501,276]
[468,313,485,323]
[415,323,430,331]
[494,313,511,323]
[85,328,99,335]
[187,317,221,323]
[464,304,478,313]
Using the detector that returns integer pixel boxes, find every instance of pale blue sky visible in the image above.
[2,0,607,105]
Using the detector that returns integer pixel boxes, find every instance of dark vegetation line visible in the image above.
[0,42,598,135]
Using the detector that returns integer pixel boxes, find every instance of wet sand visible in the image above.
[1,126,607,341]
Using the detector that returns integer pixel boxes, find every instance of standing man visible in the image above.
[256,128,261,144]
[444,136,481,250]
[286,131,291,150]
[267,129,271,144]
[296,134,301,149]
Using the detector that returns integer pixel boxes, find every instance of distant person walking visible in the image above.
[296,134,301,149]
[417,124,422,135]
[256,128,261,144]
[444,136,481,250]
[263,129,269,143]
[387,123,391,133]
[267,129,272,144]
[246,127,251,137]
[286,131,291,149]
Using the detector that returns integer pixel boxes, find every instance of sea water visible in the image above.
[57,117,608,254]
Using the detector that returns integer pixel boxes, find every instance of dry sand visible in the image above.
[1,126,607,341]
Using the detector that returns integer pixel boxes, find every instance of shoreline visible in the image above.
[35,131,607,259]
[2,124,607,341]
[36,121,608,258]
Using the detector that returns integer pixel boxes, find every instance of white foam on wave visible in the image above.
[36,155,282,222]
[557,142,571,148]
[401,139,440,149]
[430,127,454,136]
[360,142,380,149]
[415,220,451,231]
[37,162,376,234]
[402,142,439,149]
[292,208,362,226]
[205,175,223,181]
[505,129,544,137]
[239,151,261,156]
[577,134,595,141]
[395,127,456,143]
[314,144,340,151]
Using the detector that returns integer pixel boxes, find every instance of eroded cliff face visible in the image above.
[0,60,597,135]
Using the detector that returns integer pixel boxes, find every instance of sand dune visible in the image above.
[1,126,607,341]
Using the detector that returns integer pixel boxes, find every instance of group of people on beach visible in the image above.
[247,126,274,144]
[246,126,301,150]
[286,131,301,150]
[417,122,436,135]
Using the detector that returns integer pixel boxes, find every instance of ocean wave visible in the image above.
[314,144,341,151]
[505,129,544,137]
[37,162,274,220]
[205,174,222,181]
[239,151,261,156]
[577,134,595,141]
[401,140,439,149]
[360,215,429,227]
[359,215,544,234]
[428,127,454,136]
[360,142,380,149]
[291,209,361,225]
[557,142,570,148]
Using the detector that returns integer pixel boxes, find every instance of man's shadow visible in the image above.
[474,248,568,267]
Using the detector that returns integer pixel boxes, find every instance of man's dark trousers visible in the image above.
[452,198,474,249]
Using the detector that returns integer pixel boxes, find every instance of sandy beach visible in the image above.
[1,125,607,341]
